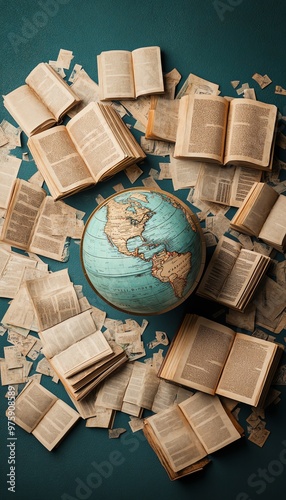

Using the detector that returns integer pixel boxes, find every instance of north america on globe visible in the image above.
[104,192,193,298]
[81,188,205,315]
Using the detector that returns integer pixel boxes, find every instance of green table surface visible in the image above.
[1,1,286,499]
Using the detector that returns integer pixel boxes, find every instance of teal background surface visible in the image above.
[1,1,286,499]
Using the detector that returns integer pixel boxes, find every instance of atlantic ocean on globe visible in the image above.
[81,188,206,315]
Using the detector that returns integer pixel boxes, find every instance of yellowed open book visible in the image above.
[38,310,128,401]
[230,181,286,252]
[3,63,80,136]
[143,391,243,480]
[159,314,283,407]
[196,235,271,311]
[97,46,164,100]
[8,379,80,450]
[27,101,146,200]
[0,179,81,261]
[174,94,277,171]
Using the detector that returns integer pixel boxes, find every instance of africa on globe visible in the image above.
[81,188,206,315]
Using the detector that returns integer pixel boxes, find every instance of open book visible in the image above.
[27,101,146,200]
[174,94,277,171]
[3,63,80,136]
[196,235,271,311]
[39,310,128,401]
[0,178,79,261]
[97,46,164,100]
[143,391,243,480]
[9,379,80,450]
[194,164,262,207]
[230,182,286,252]
[159,314,283,407]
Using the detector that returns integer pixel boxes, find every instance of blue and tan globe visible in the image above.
[81,188,206,315]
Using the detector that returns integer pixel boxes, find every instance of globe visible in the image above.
[80,188,206,315]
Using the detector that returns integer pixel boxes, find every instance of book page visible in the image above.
[195,164,236,205]
[0,156,21,210]
[216,334,277,405]
[70,388,103,419]
[2,268,48,331]
[28,196,68,261]
[120,94,151,127]
[174,94,229,163]
[95,363,133,411]
[217,248,269,309]
[224,99,277,167]
[97,50,135,99]
[196,236,242,301]
[176,73,220,99]
[68,69,100,118]
[144,405,207,472]
[179,392,241,454]
[3,85,55,136]
[27,126,94,199]
[12,380,57,433]
[161,314,235,393]
[195,164,262,207]
[39,310,97,358]
[67,102,125,181]
[26,270,81,330]
[0,248,39,299]
[146,97,180,142]
[30,283,81,331]
[230,166,262,207]
[1,179,46,251]
[258,194,286,249]
[32,398,80,451]
[26,63,80,120]
[123,362,160,410]
[151,380,181,413]
[132,46,164,97]
[25,268,71,298]
[169,154,202,190]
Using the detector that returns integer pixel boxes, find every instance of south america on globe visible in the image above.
[81,188,206,315]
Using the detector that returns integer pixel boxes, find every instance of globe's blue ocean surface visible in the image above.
[81,188,205,315]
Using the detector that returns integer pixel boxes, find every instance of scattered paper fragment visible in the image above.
[112,183,125,192]
[128,417,144,432]
[1,120,21,147]
[142,176,160,189]
[48,61,66,78]
[56,49,74,70]
[248,428,270,447]
[4,345,23,369]
[148,331,169,349]
[124,164,143,184]
[108,428,126,439]
[69,63,82,83]
[158,162,172,180]
[252,73,272,89]
[275,85,286,95]
[95,194,105,205]
[0,126,8,147]
[243,88,256,100]
[236,82,249,95]
[231,80,240,89]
